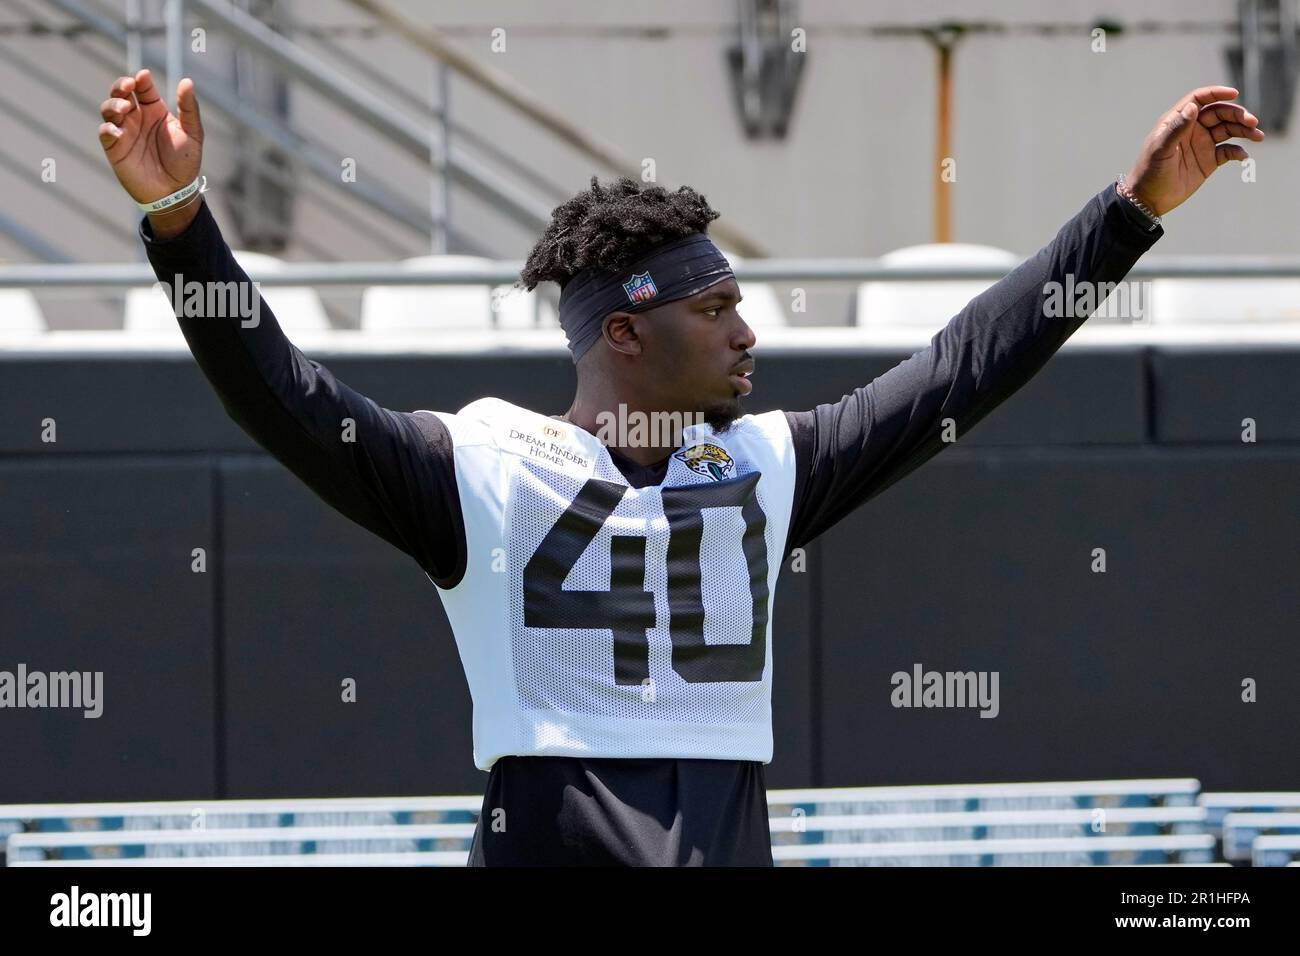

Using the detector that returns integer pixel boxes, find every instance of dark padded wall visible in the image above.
[218,458,481,797]
[817,447,1300,792]
[0,344,1295,800]
[0,459,216,801]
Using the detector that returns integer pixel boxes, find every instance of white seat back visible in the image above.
[0,289,46,339]
[724,253,788,327]
[1150,278,1300,324]
[361,255,555,333]
[856,243,1019,327]
[126,249,330,336]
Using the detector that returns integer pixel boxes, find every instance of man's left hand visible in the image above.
[1125,85,1265,218]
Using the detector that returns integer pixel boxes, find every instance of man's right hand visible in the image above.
[99,68,205,238]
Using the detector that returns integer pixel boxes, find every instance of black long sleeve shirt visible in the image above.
[141,182,1162,865]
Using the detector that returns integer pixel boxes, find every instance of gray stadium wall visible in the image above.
[0,345,1297,802]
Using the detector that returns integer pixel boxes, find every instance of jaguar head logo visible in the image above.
[674,442,735,481]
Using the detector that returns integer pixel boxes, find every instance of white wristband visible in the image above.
[137,175,207,214]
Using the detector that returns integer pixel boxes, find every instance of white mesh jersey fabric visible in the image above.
[427,397,797,771]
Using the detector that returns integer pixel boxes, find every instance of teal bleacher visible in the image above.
[5,778,1294,867]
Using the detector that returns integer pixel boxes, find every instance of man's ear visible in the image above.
[602,311,642,356]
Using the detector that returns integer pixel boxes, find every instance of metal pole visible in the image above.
[430,61,449,256]
[1243,0,1261,119]
[125,0,142,72]
[935,40,952,244]
[9,257,1300,290]
[165,0,185,106]
[1281,0,1298,122]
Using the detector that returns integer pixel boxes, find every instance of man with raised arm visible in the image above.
[98,68,1262,866]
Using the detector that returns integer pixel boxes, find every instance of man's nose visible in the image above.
[733,315,757,351]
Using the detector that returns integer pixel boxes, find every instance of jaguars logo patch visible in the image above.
[674,442,735,481]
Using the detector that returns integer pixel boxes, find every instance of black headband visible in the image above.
[556,232,735,363]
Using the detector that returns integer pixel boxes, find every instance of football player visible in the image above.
[99,70,1262,865]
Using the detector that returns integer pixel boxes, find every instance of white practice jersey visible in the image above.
[430,398,797,771]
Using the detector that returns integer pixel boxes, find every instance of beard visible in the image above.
[700,395,744,435]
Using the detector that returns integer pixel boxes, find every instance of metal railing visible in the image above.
[9,0,765,262]
[4,256,1300,288]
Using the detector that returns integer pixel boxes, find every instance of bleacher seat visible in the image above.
[855,243,1019,328]
[360,255,555,333]
[1150,278,1300,323]
[1197,792,1300,837]
[1223,812,1300,861]
[125,249,330,338]
[0,289,46,340]
[766,778,1207,866]
[771,834,1215,866]
[723,253,788,327]
[1251,835,1300,867]
[3,778,1223,868]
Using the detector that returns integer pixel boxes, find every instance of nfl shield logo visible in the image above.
[623,271,658,304]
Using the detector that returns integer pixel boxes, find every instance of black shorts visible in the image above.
[467,755,774,866]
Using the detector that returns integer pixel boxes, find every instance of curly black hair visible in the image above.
[519,176,721,292]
